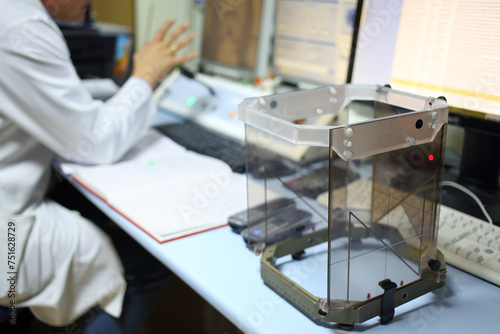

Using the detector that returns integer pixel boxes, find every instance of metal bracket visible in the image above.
[379,279,397,324]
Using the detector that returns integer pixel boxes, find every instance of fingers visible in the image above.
[152,18,175,42]
[168,33,195,54]
[168,52,200,70]
[172,51,200,66]
[163,22,191,47]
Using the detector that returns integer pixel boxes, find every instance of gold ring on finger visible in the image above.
[170,44,178,52]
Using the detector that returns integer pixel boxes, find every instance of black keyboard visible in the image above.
[156,122,247,173]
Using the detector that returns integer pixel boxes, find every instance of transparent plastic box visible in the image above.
[238,85,448,327]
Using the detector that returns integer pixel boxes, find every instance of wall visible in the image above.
[91,0,134,32]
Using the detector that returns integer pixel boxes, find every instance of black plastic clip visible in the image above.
[379,279,397,325]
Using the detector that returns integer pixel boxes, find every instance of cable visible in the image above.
[179,67,216,96]
[441,180,494,225]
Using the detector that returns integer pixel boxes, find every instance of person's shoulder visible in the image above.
[0,0,67,60]
[0,0,55,37]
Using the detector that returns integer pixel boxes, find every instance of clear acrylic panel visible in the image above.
[238,85,448,316]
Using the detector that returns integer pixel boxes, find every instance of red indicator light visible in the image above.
[428,155,434,161]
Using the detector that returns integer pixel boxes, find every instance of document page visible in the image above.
[68,130,248,242]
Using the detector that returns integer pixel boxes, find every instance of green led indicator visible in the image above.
[186,96,196,106]
[147,159,161,167]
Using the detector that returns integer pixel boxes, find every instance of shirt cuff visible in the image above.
[128,76,154,92]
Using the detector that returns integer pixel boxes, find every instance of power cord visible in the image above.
[441,180,494,225]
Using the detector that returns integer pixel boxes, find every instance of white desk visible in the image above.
[63,172,500,334]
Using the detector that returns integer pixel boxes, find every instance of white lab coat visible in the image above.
[0,0,157,326]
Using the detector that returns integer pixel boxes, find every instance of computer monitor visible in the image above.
[349,0,500,224]
[60,22,133,85]
[389,0,500,190]
[379,0,500,225]
[272,0,358,86]
[199,0,275,80]
[349,0,402,86]
[112,33,134,85]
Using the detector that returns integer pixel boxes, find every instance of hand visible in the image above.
[131,19,199,89]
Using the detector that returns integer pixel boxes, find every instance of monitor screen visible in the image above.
[350,0,499,224]
[390,0,500,123]
[384,0,500,221]
[59,21,133,85]
[389,0,500,190]
[272,0,358,86]
[112,33,134,85]
[200,0,274,79]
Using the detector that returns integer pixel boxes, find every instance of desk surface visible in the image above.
[61,102,500,333]
[67,173,500,334]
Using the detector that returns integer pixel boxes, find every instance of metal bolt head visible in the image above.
[344,150,353,160]
[345,127,354,138]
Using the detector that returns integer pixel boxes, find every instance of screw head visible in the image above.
[428,259,441,271]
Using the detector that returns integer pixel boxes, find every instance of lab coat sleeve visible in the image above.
[0,17,156,165]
